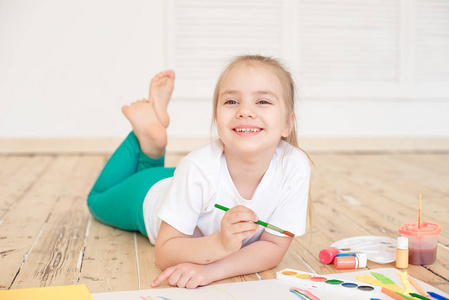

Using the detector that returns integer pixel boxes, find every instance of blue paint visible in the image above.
[336,253,357,257]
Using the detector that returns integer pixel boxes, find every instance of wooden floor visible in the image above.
[1,152,448,294]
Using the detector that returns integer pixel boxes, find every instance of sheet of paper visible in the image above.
[0,284,93,300]
[93,280,299,300]
[91,268,449,300]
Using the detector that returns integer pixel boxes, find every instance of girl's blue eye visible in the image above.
[225,99,238,104]
[258,99,271,105]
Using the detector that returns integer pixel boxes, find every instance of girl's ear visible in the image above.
[281,112,295,138]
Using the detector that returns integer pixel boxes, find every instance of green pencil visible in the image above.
[395,292,419,300]
[409,293,431,300]
[214,204,294,237]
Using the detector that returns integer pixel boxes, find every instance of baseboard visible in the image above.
[1,137,449,154]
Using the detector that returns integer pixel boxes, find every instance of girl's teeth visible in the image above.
[235,128,261,133]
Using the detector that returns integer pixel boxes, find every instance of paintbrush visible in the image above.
[419,194,422,228]
[214,204,295,237]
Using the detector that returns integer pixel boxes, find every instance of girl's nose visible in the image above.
[237,104,255,119]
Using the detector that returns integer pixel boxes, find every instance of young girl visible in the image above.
[87,55,311,289]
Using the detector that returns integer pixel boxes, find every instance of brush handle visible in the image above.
[214,204,291,236]
[214,204,229,211]
[214,204,272,230]
[256,220,282,233]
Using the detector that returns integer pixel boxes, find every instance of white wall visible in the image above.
[0,0,162,138]
[1,0,449,139]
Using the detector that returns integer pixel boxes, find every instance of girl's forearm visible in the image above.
[155,232,233,269]
[207,239,287,282]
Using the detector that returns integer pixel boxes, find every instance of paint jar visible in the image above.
[319,247,340,264]
[398,222,441,265]
[334,253,367,270]
[395,236,409,268]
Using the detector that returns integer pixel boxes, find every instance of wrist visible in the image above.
[204,261,225,284]
[216,231,238,255]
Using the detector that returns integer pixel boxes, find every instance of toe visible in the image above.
[167,70,175,78]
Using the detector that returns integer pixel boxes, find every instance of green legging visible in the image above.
[87,131,175,237]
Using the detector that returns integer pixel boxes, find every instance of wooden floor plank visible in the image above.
[78,220,140,293]
[0,156,27,182]
[352,154,449,207]
[0,156,53,222]
[396,154,449,175]
[135,234,162,290]
[0,156,79,289]
[11,156,105,289]
[386,154,449,209]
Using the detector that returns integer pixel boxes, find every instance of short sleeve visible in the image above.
[266,158,311,237]
[157,157,214,236]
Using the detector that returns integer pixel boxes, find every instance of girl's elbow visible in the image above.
[262,251,284,270]
[154,246,169,270]
[155,254,170,270]
[270,246,288,267]
[271,254,284,268]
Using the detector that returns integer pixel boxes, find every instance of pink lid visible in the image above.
[398,222,441,237]
[319,247,340,264]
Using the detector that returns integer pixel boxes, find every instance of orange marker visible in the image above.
[381,287,405,300]
[408,276,430,298]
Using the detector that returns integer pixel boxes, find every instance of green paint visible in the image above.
[325,279,344,285]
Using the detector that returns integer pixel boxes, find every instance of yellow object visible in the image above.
[398,271,415,296]
[281,270,298,276]
[356,274,404,293]
[296,273,312,279]
[396,237,409,269]
[0,284,92,300]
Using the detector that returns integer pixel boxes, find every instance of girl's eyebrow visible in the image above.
[254,90,278,99]
[220,90,279,99]
[220,89,240,97]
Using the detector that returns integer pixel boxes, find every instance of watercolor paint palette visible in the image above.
[276,268,382,298]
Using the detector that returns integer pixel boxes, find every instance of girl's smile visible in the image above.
[233,124,263,136]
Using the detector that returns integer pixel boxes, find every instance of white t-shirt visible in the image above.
[143,140,311,245]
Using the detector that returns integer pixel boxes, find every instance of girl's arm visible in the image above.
[155,205,259,270]
[152,230,292,289]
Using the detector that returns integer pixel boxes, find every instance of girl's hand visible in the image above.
[219,205,259,253]
[151,263,215,289]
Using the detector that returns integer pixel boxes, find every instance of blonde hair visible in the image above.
[212,54,314,237]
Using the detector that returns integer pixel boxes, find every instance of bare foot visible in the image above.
[149,70,175,128]
[122,98,167,159]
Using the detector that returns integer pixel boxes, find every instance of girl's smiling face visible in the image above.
[216,62,293,156]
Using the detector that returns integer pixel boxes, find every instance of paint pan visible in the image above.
[276,268,382,298]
